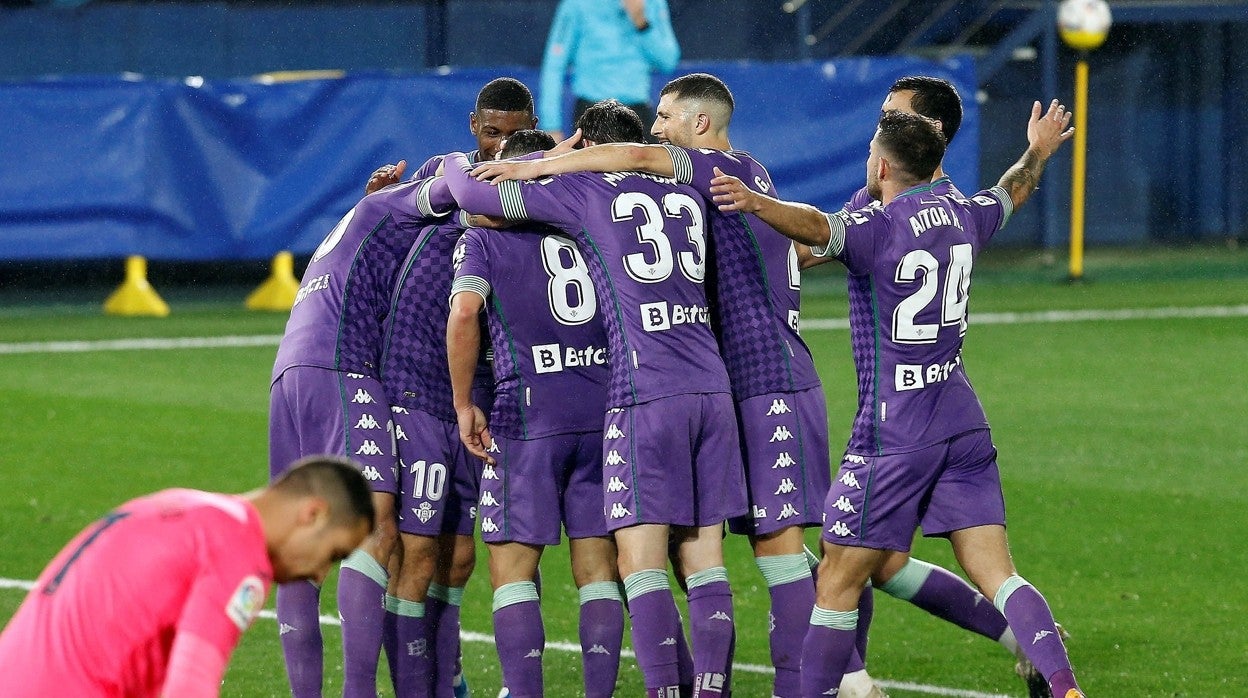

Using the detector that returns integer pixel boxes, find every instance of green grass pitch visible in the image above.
[1,246,1245,696]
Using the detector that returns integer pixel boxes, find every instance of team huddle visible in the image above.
[269,72,1085,698]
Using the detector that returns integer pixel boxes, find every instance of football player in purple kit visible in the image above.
[268,174,454,697]
[710,105,1085,698]
[444,99,747,698]
[448,130,626,698]
[472,72,880,698]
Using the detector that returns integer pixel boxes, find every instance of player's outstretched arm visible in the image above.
[447,291,495,464]
[443,152,509,219]
[471,142,671,184]
[365,159,407,196]
[709,166,832,247]
[997,99,1075,210]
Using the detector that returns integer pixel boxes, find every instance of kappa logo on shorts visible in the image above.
[412,502,437,524]
[765,398,792,416]
[830,495,857,514]
[772,452,796,469]
[356,440,384,456]
[481,517,499,533]
[610,502,632,519]
[606,476,629,493]
[827,521,855,538]
[394,424,408,441]
[838,471,862,489]
[605,424,626,440]
[391,406,409,414]
[351,389,376,404]
[487,441,501,454]
[482,464,499,480]
[752,505,767,519]
[361,466,383,482]
[354,414,382,430]
[769,425,794,442]
[844,454,868,465]
[479,491,499,507]
[605,450,627,466]
[774,478,797,495]
[776,503,800,520]
[347,372,365,379]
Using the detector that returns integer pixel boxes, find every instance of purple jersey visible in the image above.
[813,183,1013,455]
[451,226,608,439]
[380,211,470,421]
[445,152,731,408]
[412,150,482,181]
[844,175,961,212]
[664,145,821,397]
[272,176,453,381]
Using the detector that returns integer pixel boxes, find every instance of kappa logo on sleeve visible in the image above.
[225,575,268,631]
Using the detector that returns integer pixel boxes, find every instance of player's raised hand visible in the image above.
[709,166,762,213]
[456,403,495,464]
[365,159,406,195]
[471,158,540,184]
[1028,99,1075,158]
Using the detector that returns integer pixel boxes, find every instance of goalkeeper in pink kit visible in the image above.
[0,456,374,697]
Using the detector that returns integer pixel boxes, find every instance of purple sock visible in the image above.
[887,558,1010,641]
[800,606,859,697]
[382,599,399,693]
[624,571,682,693]
[686,570,734,698]
[998,578,1081,696]
[765,577,812,697]
[427,586,465,697]
[393,601,434,698]
[493,586,545,698]
[578,586,624,698]
[339,561,387,698]
[854,584,874,666]
[277,580,323,698]
[676,623,694,696]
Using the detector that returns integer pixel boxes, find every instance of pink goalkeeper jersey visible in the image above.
[0,489,272,697]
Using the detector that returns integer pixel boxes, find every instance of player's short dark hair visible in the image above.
[476,77,534,114]
[890,75,962,144]
[575,99,646,145]
[660,72,735,116]
[876,110,947,185]
[272,456,376,530]
[499,129,557,159]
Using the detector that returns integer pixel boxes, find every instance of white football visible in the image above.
[1058,0,1112,50]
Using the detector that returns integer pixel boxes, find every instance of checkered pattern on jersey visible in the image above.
[337,214,423,375]
[845,273,881,454]
[574,229,638,409]
[483,295,525,439]
[707,212,801,398]
[381,221,464,421]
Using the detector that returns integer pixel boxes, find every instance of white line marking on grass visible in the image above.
[0,335,282,355]
[801,304,1248,331]
[0,576,1009,697]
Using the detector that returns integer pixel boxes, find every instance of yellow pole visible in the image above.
[1069,56,1090,281]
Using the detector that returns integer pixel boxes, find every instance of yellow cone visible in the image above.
[245,251,301,312]
[103,255,170,317]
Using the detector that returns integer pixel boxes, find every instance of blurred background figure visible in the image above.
[539,0,680,142]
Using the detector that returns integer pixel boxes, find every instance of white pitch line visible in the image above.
[1,305,1243,356]
[0,576,1010,698]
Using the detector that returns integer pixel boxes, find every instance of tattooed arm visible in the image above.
[997,99,1075,210]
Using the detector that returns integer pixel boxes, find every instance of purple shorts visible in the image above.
[728,387,832,536]
[479,431,607,545]
[269,366,397,494]
[821,429,1006,552]
[602,393,747,531]
[391,406,481,537]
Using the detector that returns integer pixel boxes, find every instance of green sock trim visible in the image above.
[579,580,625,604]
[993,574,1029,614]
[445,585,465,607]
[492,581,540,612]
[755,554,812,587]
[878,557,935,600]
[393,598,426,618]
[623,569,670,600]
[341,549,389,587]
[427,582,450,603]
[686,566,728,590]
[810,605,858,630]
[384,594,401,613]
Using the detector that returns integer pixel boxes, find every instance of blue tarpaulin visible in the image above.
[0,57,976,261]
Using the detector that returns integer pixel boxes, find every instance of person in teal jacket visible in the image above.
[539,0,680,141]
